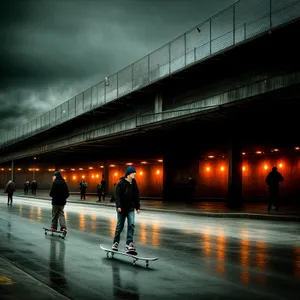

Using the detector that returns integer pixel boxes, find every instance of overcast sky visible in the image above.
[0,0,236,136]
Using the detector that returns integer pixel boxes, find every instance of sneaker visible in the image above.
[112,242,119,251]
[61,227,67,233]
[125,242,136,253]
[50,227,57,232]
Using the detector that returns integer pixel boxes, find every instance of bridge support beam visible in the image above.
[227,140,243,208]
[163,149,199,202]
[154,93,163,121]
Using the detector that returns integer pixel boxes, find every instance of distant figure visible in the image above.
[49,171,69,233]
[24,180,30,194]
[79,180,87,200]
[96,174,106,202]
[31,180,37,195]
[4,180,15,206]
[187,176,196,204]
[110,183,117,202]
[265,166,284,213]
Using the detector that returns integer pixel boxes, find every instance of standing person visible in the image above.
[96,174,106,202]
[4,180,15,206]
[49,171,69,233]
[265,166,284,213]
[31,180,37,195]
[112,166,140,254]
[24,180,30,194]
[79,180,87,200]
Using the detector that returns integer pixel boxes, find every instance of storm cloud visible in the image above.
[0,0,235,135]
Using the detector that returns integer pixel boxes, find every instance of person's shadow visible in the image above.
[111,260,140,300]
[49,239,68,292]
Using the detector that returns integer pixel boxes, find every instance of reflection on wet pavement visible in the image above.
[0,196,300,299]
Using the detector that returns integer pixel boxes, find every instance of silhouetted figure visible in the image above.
[79,180,87,200]
[4,180,15,206]
[31,180,37,194]
[187,176,196,204]
[96,174,106,202]
[24,180,30,194]
[265,166,284,213]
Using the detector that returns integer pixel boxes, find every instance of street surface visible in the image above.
[0,196,300,299]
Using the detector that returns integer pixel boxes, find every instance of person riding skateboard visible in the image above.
[49,171,69,233]
[112,166,140,254]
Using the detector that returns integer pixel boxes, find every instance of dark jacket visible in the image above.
[4,180,15,195]
[266,170,284,189]
[50,177,69,205]
[114,177,140,211]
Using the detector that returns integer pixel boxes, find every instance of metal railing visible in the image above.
[1,0,299,149]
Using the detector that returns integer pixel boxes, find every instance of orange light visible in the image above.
[279,163,283,168]
[126,162,133,165]
[96,174,99,178]
[206,167,210,171]
[100,165,104,168]
[242,166,246,171]
[220,166,224,171]
[79,168,83,170]
[29,168,32,171]
[64,177,66,180]
[1,168,4,171]
[73,176,76,180]
[295,147,300,150]
[264,165,268,170]
[110,165,115,167]
[60,169,64,172]
[89,167,93,169]
[9,168,11,171]
[82,175,85,179]
[139,171,143,175]
[158,159,163,162]
[92,175,94,179]
[156,170,160,175]
[273,149,279,152]
[17,168,21,171]
[256,151,262,154]
[141,161,147,164]
[208,156,214,158]
[114,172,118,177]
[71,168,75,171]
[36,168,39,171]
[242,152,246,155]
[34,157,36,160]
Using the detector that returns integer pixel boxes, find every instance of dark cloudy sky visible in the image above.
[0,0,236,136]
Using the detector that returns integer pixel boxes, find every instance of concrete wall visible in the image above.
[2,151,300,201]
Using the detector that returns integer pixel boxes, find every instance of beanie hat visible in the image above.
[125,166,136,177]
[53,171,62,178]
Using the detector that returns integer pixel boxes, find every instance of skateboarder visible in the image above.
[112,166,140,254]
[4,179,15,206]
[49,171,69,233]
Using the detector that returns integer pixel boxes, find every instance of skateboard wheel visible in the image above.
[133,259,136,265]
[45,232,47,235]
[106,253,109,258]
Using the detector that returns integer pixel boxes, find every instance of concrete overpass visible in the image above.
[1,0,300,206]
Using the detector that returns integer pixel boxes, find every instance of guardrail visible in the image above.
[1,0,299,148]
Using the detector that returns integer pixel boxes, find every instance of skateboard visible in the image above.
[43,227,67,239]
[100,245,159,268]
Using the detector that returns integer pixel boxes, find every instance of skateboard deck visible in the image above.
[100,244,158,268]
[43,227,66,239]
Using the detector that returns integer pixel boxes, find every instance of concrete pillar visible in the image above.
[154,93,163,121]
[227,141,243,208]
[103,161,109,193]
[163,150,199,202]
[11,160,14,182]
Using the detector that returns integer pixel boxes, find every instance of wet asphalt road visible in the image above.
[0,196,300,300]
